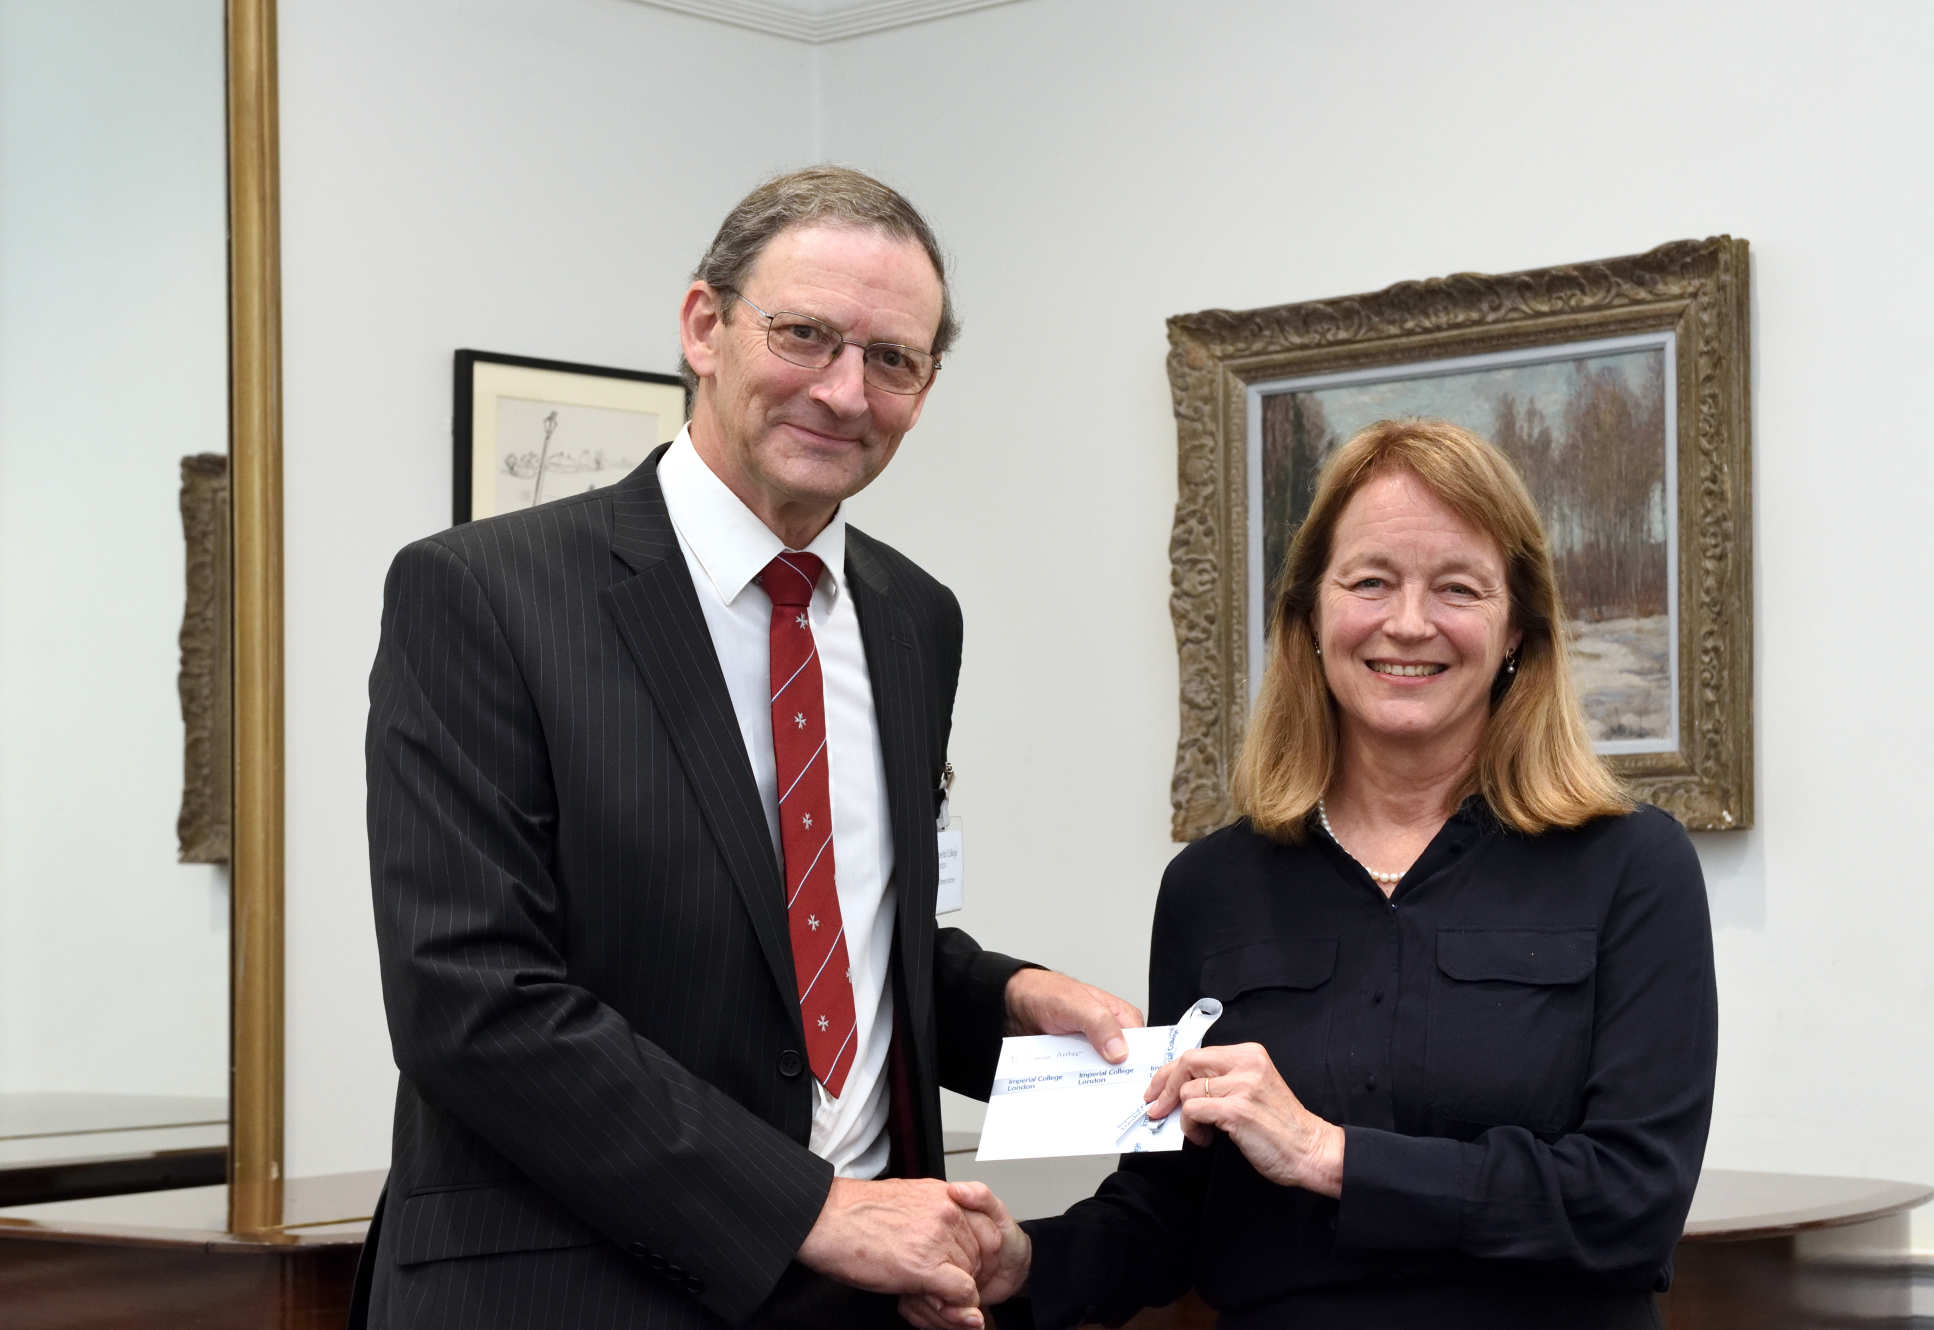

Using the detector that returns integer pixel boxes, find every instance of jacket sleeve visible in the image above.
[1334,810,1717,1281]
[933,928,1032,1098]
[919,574,1038,1098]
[367,535,829,1325]
[1017,858,1211,1328]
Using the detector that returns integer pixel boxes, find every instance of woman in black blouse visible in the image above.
[961,418,1716,1330]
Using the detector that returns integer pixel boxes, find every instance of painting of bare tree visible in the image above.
[1255,337,1676,751]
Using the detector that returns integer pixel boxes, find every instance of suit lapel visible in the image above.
[847,537,940,1087]
[603,449,795,1007]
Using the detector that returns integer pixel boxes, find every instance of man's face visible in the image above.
[681,222,943,545]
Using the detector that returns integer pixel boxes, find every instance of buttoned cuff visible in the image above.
[1017,1216,1109,1330]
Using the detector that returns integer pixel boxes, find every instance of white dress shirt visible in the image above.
[657,428,895,1180]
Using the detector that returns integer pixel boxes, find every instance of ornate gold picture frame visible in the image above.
[1166,237,1752,840]
[177,453,231,865]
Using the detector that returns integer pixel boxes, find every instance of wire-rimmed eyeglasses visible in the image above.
[724,290,939,396]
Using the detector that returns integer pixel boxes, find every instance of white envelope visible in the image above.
[974,999,1223,1161]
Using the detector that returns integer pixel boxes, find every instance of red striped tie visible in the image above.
[762,553,856,1097]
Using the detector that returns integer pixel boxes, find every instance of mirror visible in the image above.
[0,0,283,1228]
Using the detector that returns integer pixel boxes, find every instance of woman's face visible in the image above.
[1313,469,1522,756]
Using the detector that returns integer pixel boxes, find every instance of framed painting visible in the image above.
[454,350,688,524]
[1166,237,1752,839]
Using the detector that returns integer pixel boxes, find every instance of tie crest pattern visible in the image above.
[761,552,856,1097]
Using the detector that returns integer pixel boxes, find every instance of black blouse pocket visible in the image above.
[1198,937,1338,1095]
[1425,927,1597,1134]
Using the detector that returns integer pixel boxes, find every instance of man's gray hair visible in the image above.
[681,165,957,392]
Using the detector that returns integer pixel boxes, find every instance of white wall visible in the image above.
[282,0,1934,1257]
[0,0,230,1098]
[817,0,1934,1246]
[277,0,820,1174]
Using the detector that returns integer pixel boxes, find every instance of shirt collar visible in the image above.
[658,425,847,607]
[1303,790,1497,896]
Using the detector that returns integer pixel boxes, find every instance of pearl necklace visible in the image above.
[1316,798,1404,886]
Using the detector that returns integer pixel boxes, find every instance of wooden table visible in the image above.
[0,1170,380,1330]
[1667,1170,1933,1329]
[0,1166,1923,1328]
[0,1094,226,1206]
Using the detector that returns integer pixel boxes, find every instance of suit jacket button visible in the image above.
[779,1050,803,1078]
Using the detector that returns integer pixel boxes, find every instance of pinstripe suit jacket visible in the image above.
[356,447,1025,1329]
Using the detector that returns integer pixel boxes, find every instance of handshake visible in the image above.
[798,1175,1031,1329]
[788,970,1148,1325]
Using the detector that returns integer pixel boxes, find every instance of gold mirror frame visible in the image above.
[226,0,284,1232]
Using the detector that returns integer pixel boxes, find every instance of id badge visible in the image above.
[936,765,963,914]
[936,813,965,915]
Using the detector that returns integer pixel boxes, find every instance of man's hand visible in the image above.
[951,1181,1029,1303]
[1004,968,1145,1063]
[796,1176,996,1322]
[899,1182,1029,1328]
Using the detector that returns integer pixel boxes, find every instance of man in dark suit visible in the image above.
[356,166,1140,1330]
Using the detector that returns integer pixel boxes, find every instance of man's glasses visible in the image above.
[725,291,938,396]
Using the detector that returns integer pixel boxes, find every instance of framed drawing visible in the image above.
[1166,237,1752,839]
[454,350,688,524]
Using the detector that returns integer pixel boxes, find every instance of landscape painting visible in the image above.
[1166,238,1753,837]
[1252,336,1676,753]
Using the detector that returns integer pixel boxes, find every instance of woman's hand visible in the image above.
[1143,1043,1346,1198]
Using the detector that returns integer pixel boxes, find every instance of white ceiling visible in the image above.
[624,0,1026,44]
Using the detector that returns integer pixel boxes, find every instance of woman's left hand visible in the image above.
[1143,1043,1345,1198]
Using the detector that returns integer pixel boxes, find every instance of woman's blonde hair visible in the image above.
[1232,417,1631,841]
